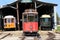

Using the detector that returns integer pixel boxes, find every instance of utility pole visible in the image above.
[16,0,20,30]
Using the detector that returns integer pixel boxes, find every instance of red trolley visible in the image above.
[22,9,38,35]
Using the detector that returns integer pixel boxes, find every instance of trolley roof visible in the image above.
[4,15,15,19]
[40,14,51,18]
[23,9,38,14]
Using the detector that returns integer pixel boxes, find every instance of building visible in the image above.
[0,0,57,30]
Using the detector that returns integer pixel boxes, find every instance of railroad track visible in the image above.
[0,32,11,40]
[0,32,42,40]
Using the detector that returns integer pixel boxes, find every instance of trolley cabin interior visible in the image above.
[0,1,57,30]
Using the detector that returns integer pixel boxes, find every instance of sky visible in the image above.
[0,0,60,17]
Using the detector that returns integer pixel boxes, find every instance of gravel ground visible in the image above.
[0,31,60,40]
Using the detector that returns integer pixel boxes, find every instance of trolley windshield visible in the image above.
[28,16,34,22]
[40,18,51,26]
[24,13,38,22]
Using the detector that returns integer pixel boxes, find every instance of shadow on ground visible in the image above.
[46,32,55,40]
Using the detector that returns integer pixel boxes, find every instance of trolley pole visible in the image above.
[16,0,20,30]
[34,0,37,12]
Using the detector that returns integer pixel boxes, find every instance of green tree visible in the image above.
[56,13,59,24]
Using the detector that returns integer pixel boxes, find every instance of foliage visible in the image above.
[56,26,60,31]
[56,13,60,24]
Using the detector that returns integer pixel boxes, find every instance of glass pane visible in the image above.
[45,18,48,22]
[8,19,10,23]
[11,18,14,22]
[40,18,51,26]
[24,15,27,22]
[5,19,7,23]
[35,15,38,22]
[28,16,34,22]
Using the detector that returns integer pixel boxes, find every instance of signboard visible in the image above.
[20,0,32,3]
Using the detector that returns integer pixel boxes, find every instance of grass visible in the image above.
[56,26,60,31]
[55,26,60,33]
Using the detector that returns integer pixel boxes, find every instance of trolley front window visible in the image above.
[40,18,51,26]
[24,15,27,22]
[35,15,38,22]
[7,19,11,23]
[11,18,14,22]
[28,16,34,22]
[24,13,38,22]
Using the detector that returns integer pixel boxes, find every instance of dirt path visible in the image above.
[0,31,60,40]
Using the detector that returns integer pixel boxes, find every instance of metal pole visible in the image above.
[16,0,20,30]
[34,2,37,11]
[35,2,36,9]
[54,6,57,30]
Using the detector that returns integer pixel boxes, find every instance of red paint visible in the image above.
[23,22,38,32]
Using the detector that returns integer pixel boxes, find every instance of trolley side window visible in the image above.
[24,15,27,22]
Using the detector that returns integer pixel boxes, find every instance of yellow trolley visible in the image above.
[3,15,16,29]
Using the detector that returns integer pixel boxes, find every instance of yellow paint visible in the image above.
[4,23,16,28]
